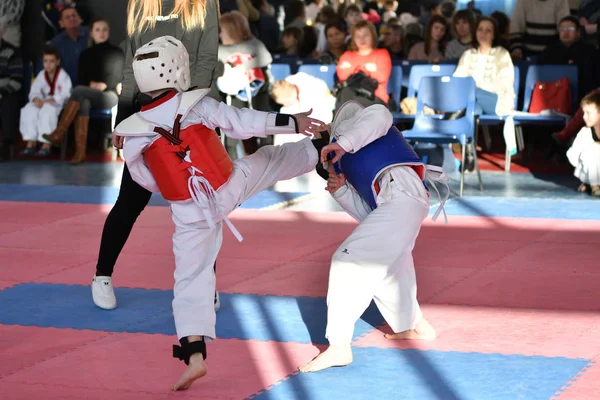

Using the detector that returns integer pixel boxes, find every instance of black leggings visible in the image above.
[95,164,217,277]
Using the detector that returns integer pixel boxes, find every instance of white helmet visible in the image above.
[132,36,191,93]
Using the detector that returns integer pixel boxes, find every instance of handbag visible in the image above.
[528,77,572,115]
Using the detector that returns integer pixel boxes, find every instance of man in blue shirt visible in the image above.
[50,6,89,86]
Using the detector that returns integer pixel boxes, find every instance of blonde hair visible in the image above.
[127,0,214,37]
[220,11,253,44]
[270,80,297,104]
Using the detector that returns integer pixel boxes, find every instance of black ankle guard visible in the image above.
[173,337,207,365]
[313,130,332,181]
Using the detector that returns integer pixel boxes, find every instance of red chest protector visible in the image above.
[144,115,234,202]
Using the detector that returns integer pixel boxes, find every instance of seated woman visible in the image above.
[216,10,273,156]
[43,18,124,163]
[453,17,515,116]
[316,21,347,65]
[407,15,448,63]
[335,20,392,109]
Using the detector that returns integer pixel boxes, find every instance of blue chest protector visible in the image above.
[333,126,425,210]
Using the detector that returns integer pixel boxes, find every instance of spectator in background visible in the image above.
[538,16,596,99]
[335,20,392,108]
[490,11,511,50]
[0,0,25,48]
[316,21,347,64]
[509,0,570,59]
[249,0,280,53]
[0,19,23,162]
[454,17,516,116]
[445,9,475,60]
[20,45,71,156]
[408,15,448,62]
[271,72,335,124]
[313,5,338,53]
[343,4,364,35]
[381,23,405,60]
[50,6,89,86]
[216,10,273,155]
[43,18,124,164]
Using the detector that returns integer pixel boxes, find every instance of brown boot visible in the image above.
[70,116,88,164]
[42,100,80,145]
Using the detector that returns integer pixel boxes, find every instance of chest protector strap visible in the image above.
[150,116,243,242]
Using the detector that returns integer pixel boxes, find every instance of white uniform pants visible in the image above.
[170,137,318,341]
[20,102,61,143]
[325,167,429,345]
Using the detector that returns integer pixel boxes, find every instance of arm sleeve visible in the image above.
[331,184,372,222]
[28,71,44,101]
[122,137,160,193]
[186,96,300,139]
[334,105,393,153]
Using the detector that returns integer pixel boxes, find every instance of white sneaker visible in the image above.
[214,291,221,312]
[91,275,117,310]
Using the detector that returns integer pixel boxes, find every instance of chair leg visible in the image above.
[471,141,483,191]
[482,126,492,152]
[60,132,67,161]
[505,147,512,173]
[460,142,466,197]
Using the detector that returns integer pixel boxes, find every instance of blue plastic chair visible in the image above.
[297,64,337,91]
[270,63,292,82]
[393,64,458,123]
[403,76,481,196]
[407,64,459,98]
[386,65,403,110]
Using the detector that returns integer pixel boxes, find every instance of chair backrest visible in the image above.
[386,65,403,107]
[297,64,337,91]
[413,76,477,141]
[407,64,458,98]
[270,63,292,83]
[522,64,579,113]
[398,60,427,87]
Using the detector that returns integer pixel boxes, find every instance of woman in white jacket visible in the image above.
[453,17,516,116]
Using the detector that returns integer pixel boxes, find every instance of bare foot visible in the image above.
[298,345,353,373]
[384,318,437,340]
[172,353,208,391]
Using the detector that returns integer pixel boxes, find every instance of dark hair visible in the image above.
[43,45,61,59]
[425,15,449,55]
[473,16,500,49]
[59,5,79,20]
[490,11,509,36]
[560,15,581,30]
[452,9,476,38]
[324,21,346,36]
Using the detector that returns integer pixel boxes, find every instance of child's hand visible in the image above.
[320,142,346,163]
[326,162,346,193]
[112,132,124,149]
[293,109,325,136]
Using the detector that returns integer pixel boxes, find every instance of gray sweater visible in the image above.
[117,0,219,124]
